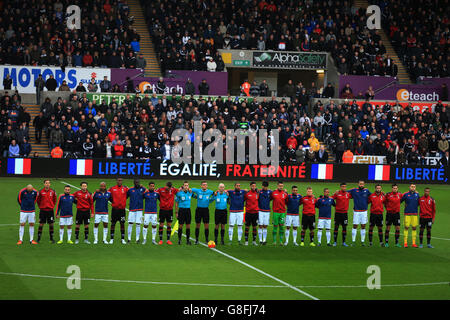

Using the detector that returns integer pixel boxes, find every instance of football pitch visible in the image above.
[0,177,449,300]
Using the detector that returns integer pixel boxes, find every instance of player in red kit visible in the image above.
[332,183,351,246]
[300,187,317,246]
[108,178,129,244]
[419,187,436,248]
[156,181,179,245]
[383,184,402,247]
[368,184,385,247]
[36,179,57,243]
[73,182,94,244]
[271,181,288,245]
[244,182,259,246]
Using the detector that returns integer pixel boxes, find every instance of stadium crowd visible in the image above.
[144,0,399,77]
[377,0,449,82]
[1,86,449,165]
[0,0,146,69]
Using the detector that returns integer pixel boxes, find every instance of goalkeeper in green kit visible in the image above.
[271,182,289,245]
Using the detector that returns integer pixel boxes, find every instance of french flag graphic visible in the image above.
[311,164,333,180]
[69,159,93,176]
[368,165,390,181]
[7,158,31,175]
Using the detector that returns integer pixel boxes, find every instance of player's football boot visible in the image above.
[404,243,408,248]
[109,239,114,244]
[195,240,199,245]
[244,241,249,246]
[93,240,98,244]
[167,240,173,245]
[412,243,418,248]
[309,242,316,247]
[84,239,91,244]
[284,241,289,246]
[17,240,23,245]
[103,240,109,244]
[127,239,131,244]
[57,240,63,244]
[186,240,192,245]
[369,242,373,247]
[293,242,299,246]
[385,243,389,247]
[30,240,38,245]
[361,243,365,247]
[380,242,385,247]
[50,239,55,244]
[327,243,332,247]
[342,242,349,247]
[419,244,423,248]
[395,243,401,248]
[427,244,434,248]
[253,241,258,246]
[74,239,79,244]
[142,239,147,245]
[67,240,74,244]
[121,239,127,244]
[333,242,337,247]
[152,240,158,245]
[317,243,321,246]
[300,242,305,247]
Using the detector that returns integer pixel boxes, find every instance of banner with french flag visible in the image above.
[310,164,333,180]
[69,159,93,176]
[368,165,390,181]
[7,158,31,175]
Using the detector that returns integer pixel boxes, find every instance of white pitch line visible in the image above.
[0,224,18,227]
[60,180,319,300]
[0,271,447,289]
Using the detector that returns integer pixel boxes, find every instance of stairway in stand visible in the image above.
[23,104,50,157]
[128,0,161,77]
[354,0,412,84]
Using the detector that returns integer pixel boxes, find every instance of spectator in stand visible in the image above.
[316,145,329,163]
[206,58,217,72]
[8,139,20,157]
[58,80,70,91]
[50,145,63,158]
[3,75,12,90]
[87,79,99,92]
[45,75,57,91]
[100,76,112,92]
[20,138,32,157]
[75,82,87,92]
[114,140,124,159]
[136,54,147,70]
[198,79,210,95]
[259,80,269,96]
[308,133,320,152]
[249,81,260,97]
[322,82,335,98]
[185,79,195,95]
[156,77,166,94]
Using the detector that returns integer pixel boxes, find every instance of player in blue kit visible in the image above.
[284,186,302,246]
[315,188,336,246]
[258,181,272,245]
[175,181,194,245]
[143,182,159,245]
[227,183,247,244]
[192,181,214,244]
[17,184,39,245]
[348,180,372,246]
[213,183,229,245]
[56,185,77,244]
[92,182,112,244]
[127,179,146,244]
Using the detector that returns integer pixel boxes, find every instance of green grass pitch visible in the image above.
[0,177,449,300]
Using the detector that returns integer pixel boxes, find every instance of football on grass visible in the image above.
[208,241,216,248]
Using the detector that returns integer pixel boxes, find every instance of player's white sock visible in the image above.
[152,226,157,240]
[143,227,148,240]
[326,230,331,244]
[285,229,290,244]
[352,228,357,242]
[94,227,98,242]
[258,228,263,242]
[136,224,141,241]
[293,229,297,243]
[67,229,72,240]
[59,229,64,241]
[103,227,108,241]
[29,225,34,241]
[317,229,323,244]
[228,226,233,241]
[263,229,267,242]
[237,226,243,241]
[128,224,133,240]
[19,225,24,241]
[361,229,366,242]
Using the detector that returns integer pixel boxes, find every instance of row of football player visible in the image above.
[16,179,436,248]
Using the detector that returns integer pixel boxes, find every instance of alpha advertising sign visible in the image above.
[252,51,327,70]
[0,65,111,93]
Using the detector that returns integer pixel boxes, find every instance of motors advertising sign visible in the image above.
[252,51,327,70]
